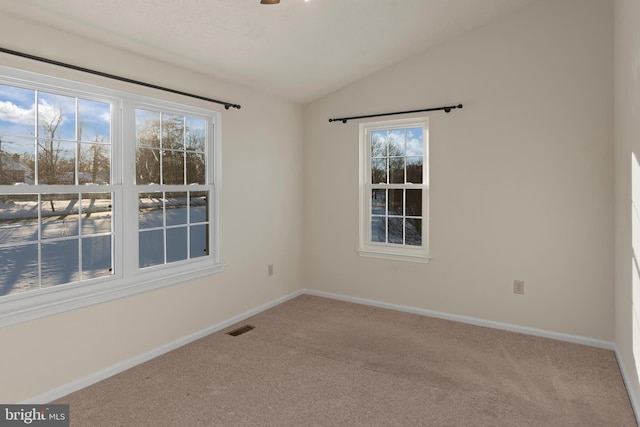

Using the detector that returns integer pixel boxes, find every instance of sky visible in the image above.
[0,83,111,153]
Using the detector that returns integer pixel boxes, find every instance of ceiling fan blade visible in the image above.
[261,0,280,4]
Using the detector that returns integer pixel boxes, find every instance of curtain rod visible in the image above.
[0,46,241,110]
[329,104,462,123]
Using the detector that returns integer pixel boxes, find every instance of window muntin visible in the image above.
[0,192,115,295]
[135,110,206,186]
[138,190,209,268]
[359,118,429,262]
[0,68,221,318]
[0,82,115,296]
[135,108,211,269]
[0,85,112,187]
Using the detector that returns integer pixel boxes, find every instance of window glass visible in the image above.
[359,118,429,261]
[0,73,219,309]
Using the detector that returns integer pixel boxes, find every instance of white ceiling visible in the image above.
[0,0,536,104]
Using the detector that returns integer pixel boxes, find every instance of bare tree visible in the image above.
[38,103,66,185]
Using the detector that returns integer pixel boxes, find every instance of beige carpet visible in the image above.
[57,295,636,426]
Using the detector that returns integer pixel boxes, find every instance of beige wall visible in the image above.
[615,0,640,411]
[303,0,614,340]
[0,0,624,406]
[0,15,304,402]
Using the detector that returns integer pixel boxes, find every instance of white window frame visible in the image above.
[358,117,430,263]
[0,66,223,327]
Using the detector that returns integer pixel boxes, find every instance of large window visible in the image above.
[358,117,429,262]
[0,66,221,325]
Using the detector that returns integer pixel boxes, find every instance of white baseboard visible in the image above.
[309,288,637,425]
[613,344,640,425]
[302,289,614,350]
[28,286,637,425]
[24,289,304,404]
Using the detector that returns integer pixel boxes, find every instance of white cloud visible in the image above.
[37,99,64,126]
[0,101,34,124]
[406,138,423,156]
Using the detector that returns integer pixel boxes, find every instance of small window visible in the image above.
[358,117,429,262]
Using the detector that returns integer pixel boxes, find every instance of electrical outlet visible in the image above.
[513,280,524,295]
[268,264,274,276]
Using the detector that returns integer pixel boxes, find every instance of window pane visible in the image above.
[136,109,160,147]
[82,235,112,279]
[166,192,188,226]
[389,157,405,184]
[0,84,35,137]
[0,194,38,243]
[186,117,206,151]
[189,191,208,223]
[79,143,110,184]
[406,189,422,216]
[162,114,184,150]
[371,217,386,243]
[0,244,38,296]
[37,140,76,184]
[406,157,423,184]
[81,193,112,235]
[406,218,422,246]
[388,189,403,216]
[136,147,160,184]
[186,152,205,184]
[371,189,386,215]
[162,150,184,185]
[406,127,423,156]
[371,158,387,184]
[166,227,187,263]
[41,193,79,239]
[78,98,111,143]
[139,229,164,268]
[190,224,208,258]
[41,239,80,288]
[38,92,76,141]
[388,129,405,156]
[139,192,164,229]
[0,137,35,185]
[371,131,387,157]
[388,217,403,244]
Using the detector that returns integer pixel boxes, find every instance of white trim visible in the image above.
[358,117,430,262]
[357,249,431,263]
[24,289,304,404]
[24,287,637,415]
[0,263,224,328]
[613,344,640,425]
[0,65,224,328]
[303,289,614,350]
[312,288,639,423]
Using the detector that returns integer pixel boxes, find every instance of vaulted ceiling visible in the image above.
[0,0,536,104]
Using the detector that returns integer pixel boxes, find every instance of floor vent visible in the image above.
[226,325,255,337]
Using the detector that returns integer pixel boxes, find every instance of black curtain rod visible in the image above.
[0,46,241,110]
[329,104,462,123]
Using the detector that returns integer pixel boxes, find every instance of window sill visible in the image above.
[357,249,431,263]
[0,263,224,328]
